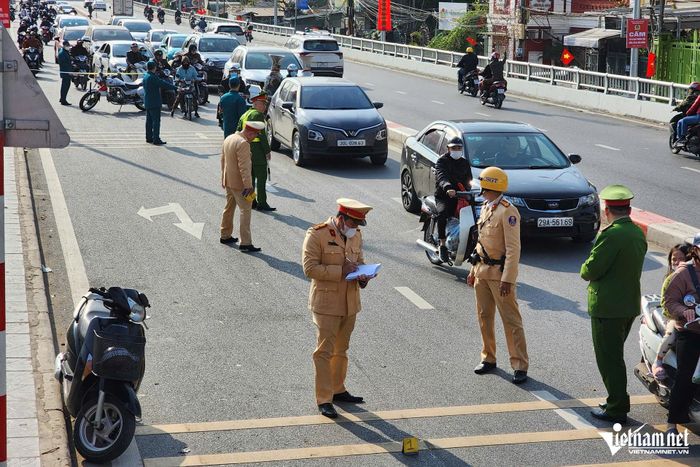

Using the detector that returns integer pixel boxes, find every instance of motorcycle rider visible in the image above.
[663,233,700,435]
[174,9,182,22]
[286,63,299,78]
[184,43,203,67]
[675,90,700,146]
[674,82,700,115]
[143,4,152,18]
[480,52,507,95]
[173,56,200,118]
[220,63,248,95]
[263,62,283,96]
[153,49,172,73]
[126,42,147,73]
[197,16,207,32]
[21,30,43,51]
[434,137,472,262]
[157,6,165,23]
[70,38,89,58]
[457,47,478,87]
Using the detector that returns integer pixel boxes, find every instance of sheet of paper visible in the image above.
[345,263,382,281]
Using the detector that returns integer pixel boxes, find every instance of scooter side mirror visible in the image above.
[568,154,582,164]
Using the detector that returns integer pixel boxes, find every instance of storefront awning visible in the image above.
[563,28,621,49]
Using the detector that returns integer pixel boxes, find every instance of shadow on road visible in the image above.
[267,211,313,231]
[516,281,587,318]
[166,145,218,159]
[268,183,315,203]
[275,150,400,180]
[248,251,306,280]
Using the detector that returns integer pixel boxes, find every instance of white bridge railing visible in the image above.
[134,1,684,105]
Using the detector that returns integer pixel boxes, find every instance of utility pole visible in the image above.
[347,0,354,36]
[630,0,640,77]
[273,0,277,25]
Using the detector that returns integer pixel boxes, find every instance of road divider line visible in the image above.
[681,166,700,174]
[431,100,445,105]
[395,90,407,95]
[395,286,434,309]
[142,424,668,466]
[135,395,657,436]
[475,112,490,117]
[365,82,375,86]
[530,390,595,430]
[594,144,621,151]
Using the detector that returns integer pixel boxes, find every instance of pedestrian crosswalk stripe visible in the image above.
[135,394,657,436]
[141,424,670,466]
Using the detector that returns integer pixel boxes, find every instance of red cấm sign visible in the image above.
[0,0,10,28]
[626,19,649,49]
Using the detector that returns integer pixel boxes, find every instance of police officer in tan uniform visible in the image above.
[302,199,373,418]
[467,167,529,384]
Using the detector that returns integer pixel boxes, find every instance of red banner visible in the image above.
[646,52,656,78]
[377,0,392,31]
[560,48,574,66]
[626,19,649,49]
[0,0,10,28]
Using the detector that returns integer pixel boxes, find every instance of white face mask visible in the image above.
[343,227,357,239]
[450,150,463,160]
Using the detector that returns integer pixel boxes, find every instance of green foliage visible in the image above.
[427,4,488,53]
[410,31,424,47]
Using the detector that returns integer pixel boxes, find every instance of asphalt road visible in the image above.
[18,8,700,466]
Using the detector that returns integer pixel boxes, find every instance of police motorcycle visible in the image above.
[480,79,507,109]
[120,60,148,83]
[458,69,480,97]
[55,287,149,463]
[79,65,146,112]
[416,185,480,267]
[634,293,700,420]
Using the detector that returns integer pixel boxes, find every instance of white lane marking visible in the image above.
[530,390,596,430]
[475,112,490,117]
[395,287,434,310]
[40,148,145,466]
[594,144,621,151]
[365,82,375,86]
[681,166,700,174]
[391,197,403,205]
[431,100,445,105]
[266,182,278,193]
[195,132,209,140]
[395,90,407,95]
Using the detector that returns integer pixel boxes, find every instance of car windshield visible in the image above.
[93,29,133,41]
[64,28,87,41]
[198,38,238,52]
[150,31,170,43]
[304,40,339,52]
[244,52,298,69]
[60,18,89,27]
[463,132,570,169]
[301,86,373,110]
[169,36,186,48]
[112,44,152,58]
[122,22,152,33]
[216,25,243,34]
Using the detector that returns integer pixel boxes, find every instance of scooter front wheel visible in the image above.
[74,394,136,463]
[669,133,681,154]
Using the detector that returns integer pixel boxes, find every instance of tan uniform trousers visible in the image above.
[220,188,252,244]
[474,278,529,371]
[312,312,356,405]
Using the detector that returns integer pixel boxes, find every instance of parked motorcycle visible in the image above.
[72,55,90,91]
[416,189,479,267]
[79,68,146,112]
[54,287,149,463]
[459,69,479,97]
[634,293,700,419]
[23,47,41,76]
[480,80,507,109]
[669,112,700,158]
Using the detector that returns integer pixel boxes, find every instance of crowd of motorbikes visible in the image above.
[15,0,56,75]
[456,62,508,109]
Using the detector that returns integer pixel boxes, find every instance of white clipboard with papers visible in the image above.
[345,263,382,281]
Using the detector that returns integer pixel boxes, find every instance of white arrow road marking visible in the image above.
[395,287,434,310]
[682,166,700,174]
[138,203,204,240]
[594,144,621,151]
[266,182,279,193]
[530,390,595,430]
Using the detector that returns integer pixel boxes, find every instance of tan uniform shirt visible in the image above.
[472,198,521,284]
[221,132,252,190]
[302,218,365,317]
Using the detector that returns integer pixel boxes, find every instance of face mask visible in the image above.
[230,72,238,78]
[450,150,463,160]
[343,227,357,239]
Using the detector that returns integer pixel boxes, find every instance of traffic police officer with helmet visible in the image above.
[302,199,374,419]
[581,184,647,424]
[467,166,529,384]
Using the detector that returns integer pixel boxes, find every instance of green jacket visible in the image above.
[219,91,248,138]
[237,108,271,165]
[580,217,647,318]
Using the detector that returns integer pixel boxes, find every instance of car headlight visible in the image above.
[308,129,324,142]
[579,193,598,207]
[376,128,387,140]
[504,196,526,207]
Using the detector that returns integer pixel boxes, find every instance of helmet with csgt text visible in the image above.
[478,166,508,192]
[690,82,700,91]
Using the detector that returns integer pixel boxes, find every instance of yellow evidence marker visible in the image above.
[402,437,419,455]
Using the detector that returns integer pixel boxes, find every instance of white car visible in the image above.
[54,14,89,29]
[223,46,301,88]
[206,23,246,42]
[92,41,153,73]
[284,31,343,77]
[92,0,107,11]
[145,29,178,50]
[110,16,134,26]
[118,19,152,42]
[54,2,76,14]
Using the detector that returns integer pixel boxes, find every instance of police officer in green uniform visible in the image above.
[236,92,275,211]
[580,185,647,424]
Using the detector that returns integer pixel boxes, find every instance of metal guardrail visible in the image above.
[134,1,684,105]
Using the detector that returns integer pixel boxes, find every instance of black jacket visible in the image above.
[481,58,506,81]
[457,53,478,72]
[435,153,472,200]
[70,45,89,57]
[126,50,147,66]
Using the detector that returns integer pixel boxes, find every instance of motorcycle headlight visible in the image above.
[504,196,526,207]
[578,193,598,207]
[308,129,324,142]
[376,128,387,141]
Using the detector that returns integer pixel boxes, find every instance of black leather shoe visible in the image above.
[318,403,338,419]
[474,362,497,374]
[598,402,607,410]
[333,391,364,404]
[220,237,238,244]
[239,244,261,253]
[590,408,627,424]
[60,101,72,106]
[153,140,167,145]
[512,370,528,384]
[259,205,277,212]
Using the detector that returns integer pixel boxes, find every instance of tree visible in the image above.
[428,3,488,53]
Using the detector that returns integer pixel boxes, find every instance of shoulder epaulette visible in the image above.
[313,223,328,230]
[500,199,511,207]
